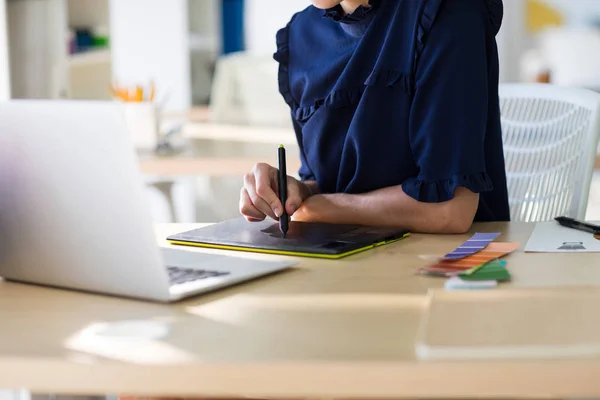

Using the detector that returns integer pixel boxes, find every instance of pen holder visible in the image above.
[122,103,159,151]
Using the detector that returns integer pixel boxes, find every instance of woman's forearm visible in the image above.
[293,185,479,234]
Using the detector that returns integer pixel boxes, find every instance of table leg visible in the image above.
[148,181,177,222]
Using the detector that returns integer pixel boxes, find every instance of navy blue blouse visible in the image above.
[274,0,510,222]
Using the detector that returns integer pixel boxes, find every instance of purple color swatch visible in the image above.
[443,232,501,260]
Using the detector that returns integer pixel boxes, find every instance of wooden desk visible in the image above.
[182,122,297,146]
[2,223,600,398]
[162,106,211,123]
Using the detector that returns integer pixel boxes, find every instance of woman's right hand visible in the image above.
[240,163,311,222]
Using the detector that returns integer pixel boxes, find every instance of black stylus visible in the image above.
[278,145,289,237]
[555,216,600,235]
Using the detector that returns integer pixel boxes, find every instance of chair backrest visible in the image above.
[499,83,600,222]
[209,51,292,128]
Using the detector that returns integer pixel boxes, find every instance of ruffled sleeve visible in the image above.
[273,20,295,109]
[402,0,495,203]
[273,16,316,182]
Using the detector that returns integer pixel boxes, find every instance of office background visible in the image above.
[1,0,600,225]
[2,1,600,399]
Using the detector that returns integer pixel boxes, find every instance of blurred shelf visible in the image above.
[139,155,301,177]
[68,49,111,68]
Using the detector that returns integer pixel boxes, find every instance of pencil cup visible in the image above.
[122,103,159,151]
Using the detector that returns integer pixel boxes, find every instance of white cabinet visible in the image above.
[5,0,218,112]
[65,0,112,100]
[6,0,111,100]
[0,390,29,400]
[7,0,65,98]
[0,0,9,99]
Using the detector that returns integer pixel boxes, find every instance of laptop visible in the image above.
[0,100,294,302]
[167,217,410,259]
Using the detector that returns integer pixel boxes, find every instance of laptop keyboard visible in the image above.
[166,266,230,285]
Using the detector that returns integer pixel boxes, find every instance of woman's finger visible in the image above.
[244,172,278,220]
[239,187,266,221]
[253,163,283,217]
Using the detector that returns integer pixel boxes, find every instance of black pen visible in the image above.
[278,145,289,237]
[555,216,600,234]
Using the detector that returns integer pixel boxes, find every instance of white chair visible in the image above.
[499,83,600,222]
[209,51,292,128]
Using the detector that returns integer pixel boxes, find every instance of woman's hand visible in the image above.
[240,163,313,222]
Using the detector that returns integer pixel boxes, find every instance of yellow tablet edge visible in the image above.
[167,232,409,260]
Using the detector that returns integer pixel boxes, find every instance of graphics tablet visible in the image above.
[167,217,409,259]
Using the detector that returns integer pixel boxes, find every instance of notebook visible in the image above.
[525,221,600,252]
[167,217,409,259]
[416,288,600,360]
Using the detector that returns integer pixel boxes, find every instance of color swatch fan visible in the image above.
[418,232,518,288]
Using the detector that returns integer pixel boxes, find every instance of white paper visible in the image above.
[444,277,498,291]
[525,221,600,252]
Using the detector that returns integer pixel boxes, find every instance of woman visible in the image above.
[240,0,510,234]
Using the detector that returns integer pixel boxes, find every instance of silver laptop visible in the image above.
[0,100,294,302]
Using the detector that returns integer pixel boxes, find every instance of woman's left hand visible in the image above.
[291,194,341,223]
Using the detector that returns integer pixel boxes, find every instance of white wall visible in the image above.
[495,0,600,84]
[245,0,308,55]
[497,0,528,83]
[547,0,600,26]
[0,0,11,99]
[109,0,191,113]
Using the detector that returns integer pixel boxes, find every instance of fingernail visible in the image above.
[274,207,283,217]
[288,204,297,213]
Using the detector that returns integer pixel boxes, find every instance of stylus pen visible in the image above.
[278,145,289,237]
[555,216,600,235]
[277,144,289,237]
